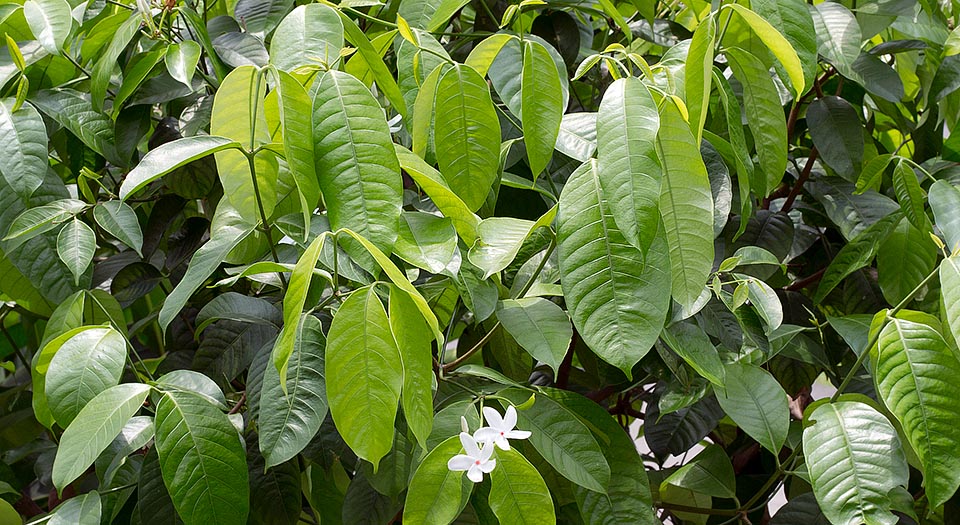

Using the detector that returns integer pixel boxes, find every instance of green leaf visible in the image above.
[154,390,249,525]
[112,48,167,119]
[56,218,94,286]
[875,317,960,508]
[596,77,661,254]
[556,112,597,162]
[195,292,281,335]
[877,220,936,305]
[165,41,201,87]
[4,198,85,243]
[155,370,226,408]
[807,179,900,241]
[802,401,909,525]
[814,212,902,303]
[685,15,715,143]
[724,47,787,197]
[712,72,755,237]
[930,180,960,252]
[521,40,563,177]
[274,70,320,237]
[93,200,143,256]
[891,159,930,231]
[158,205,256,333]
[45,326,127,427]
[940,255,960,348]
[662,444,736,499]
[233,0,293,38]
[657,97,715,309]
[806,96,863,179]
[23,0,71,55]
[403,435,472,525]
[52,383,149,491]
[809,2,861,77]
[118,136,242,200]
[247,453,301,525]
[270,4,343,72]
[136,447,182,525]
[723,4,805,97]
[855,153,894,194]
[750,0,818,93]
[930,55,960,102]
[211,66,277,225]
[488,448,556,525]
[500,388,610,492]
[259,315,327,468]
[434,64,501,212]
[713,361,789,454]
[313,69,403,253]
[49,491,101,525]
[338,12,407,117]
[468,216,538,280]
[90,14,141,112]
[31,88,124,167]
[496,298,572,375]
[388,285,434,449]
[557,160,670,375]
[0,99,46,199]
[660,321,725,386]
[394,211,457,274]
[326,286,403,470]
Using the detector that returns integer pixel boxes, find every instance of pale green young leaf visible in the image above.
[394,211,457,274]
[403,435,472,525]
[4,198,85,243]
[488,448,556,525]
[271,4,343,72]
[395,145,480,244]
[338,11,407,116]
[496,297,572,375]
[389,285,434,449]
[275,69,320,238]
[685,14,715,143]
[45,326,127,426]
[118,136,242,200]
[723,4,805,97]
[750,0,818,92]
[521,40,563,177]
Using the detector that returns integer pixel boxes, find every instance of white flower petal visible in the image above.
[474,427,500,442]
[479,458,497,473]
[494,435,511,451]
[460,432,481,458]
[483,406,504,428]
[479,440,496,460]
[505,430,531,440]
[467,464,483,483]
[448,455,474,471]
[503,405,518,429]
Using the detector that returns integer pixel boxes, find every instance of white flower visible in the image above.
[447,432,496,482]
[474,405,532,451]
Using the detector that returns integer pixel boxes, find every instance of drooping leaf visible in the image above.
[809,2,861,77]
[45,326,127,426]
[488,448,556,525]
[557,160,671,375]
[195,292,281,334]
[877,220,936,305]
[313,69,403,254]
[802,400,909,525]
[521,40,563,177]
[496,298,572,375]
[52,383,150,491]
[657,97,714,309]
[0,99,46,199]
[723,3,805,96]
[750,0,818,92]
[56,218,95,286]
[403,435,472,525]
[929,180,960,252]
[433,64,501,212]
[118,136,242,200]
[685,15,715,143]
[388,285,434,450]
[31,88,124,167]
[940,255,960,348]
[394,211,457,274]
[94,201,143,256]
[875,318,960,508]
[326,286,403,470]
[806,96,863,180]
[595,77,660,254]
[90,14,140,111]
[814,212,902,303]
[713,361,789,454]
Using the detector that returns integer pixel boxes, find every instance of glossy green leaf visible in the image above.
[557,160,670,375]
[803,401,909,525]
[45,326,127,427]
[662,444,736,499]
[488,448,556,525]
[521,40,563,177]
[56,218,94,286]
[0,99,46,199]
[90,14,141,111]
[806,96,863,179]
[940,255,960,348]
[434,64,501,212]
[165,41,201,87]
[259,315,327,468]
[724,47,787,197]
[52,383,149,491]
[31,88,124,167]
[661,321,725,386]
[211,66,277,224]
[136,447,182,525]
[112,48,166,118]
[23,0,71,55]
[468,217,537,280]
[596,77,660,254]
[875,317,960,508]
[891,159,929,231]
[394,211,457,274]
[338,12,407,117]
[712,72,755,236]
[496,298,572,375]
[855,154,894,194]
[402,435,472,525]
[500,388,610,492]
[233,0,292,38]
[714,361,789,454]
[556,112,597,162]
[49,491,101,525]
[93,201,143,256]
[326,286,403,470]
[154,390,249,525]
[878,220,936,305]
[814,212,902,303]
[389,285,434,449]
[118,136,242,200]
[4,198,85,243]
[270,4,342,72]
[930,180,960,252]
[658,97,714,309]
[723,4,805,96]
[685,15,715,143]
[750,0,818,92]
[809,2,861,76]
[274,69,320,236]
[313,69,402,253]
[807,179,900,241]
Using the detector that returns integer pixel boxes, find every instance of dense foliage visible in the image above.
[2,0,960,523]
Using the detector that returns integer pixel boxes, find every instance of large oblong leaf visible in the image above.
[259,315,327,468]
[23,0,71,54]
[403,436,472,525]
[596,77,660,254]
[802,400,909,525]
[154,390,249,525]
[57,218,95,286]
[496,297,572,375]
[93,201,143,256]
[657,97,714,310]
[434,64,501,212]
[877,220,936,305]
[940,255,960,346]
[45,326,127,426]
[724,3,805,96]
[326,286,403,469]
[313,69,403,253]
[806,96,863,180]
[118,136,241,200]
[31,89,124,167]
[270,4,343,72]
[713,362,789,454]
[52,383,149,491]
[557,160,670,375]
[875,317,960,508]
[521,40,563,177]
[929,180,960,252]
[389,285,434,449]
[0,99,46,199]
[488,448,556,525]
